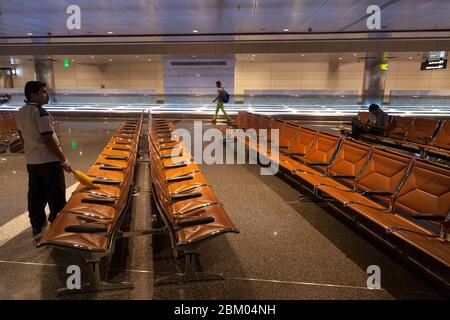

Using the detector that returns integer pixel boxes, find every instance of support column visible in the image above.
[361,52,388,106]
[33,56,56,103]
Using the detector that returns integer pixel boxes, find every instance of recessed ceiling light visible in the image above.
[27,32,33,36]
[148,58,152,61]
[90,56,94,58]
[107,31,113,34]
[301,54,305,57]
[353,53,357,56]
[251,54,255,57]
[135,56,139,58]
[71,59,75,62]
[283,28,289,32]
[192,29,199,33]
[409,56,412,59]
[192,55,196,58]
[109,58,112,62]
[338,57,343,60]
[47,56,52,59]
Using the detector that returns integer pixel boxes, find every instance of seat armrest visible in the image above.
[164,162,187,169]
[331,174,356,179]
[160,145,181,150]
[288,152,305,156]
[157,130,174,135]
[105,155,128,160]
[161,152,183,159]
[157,134,175,139]
[91,178,122,185]
[361,191,393,196]
[167,175,194,183]
[65,225,108,234]
[170,192,202,202]
[159,138,179,144]
[98,165,125,171]
[176,216,215,229]
[412,214,446,221]
[110,147,130,151]
[306,161,329,166]
[81,197,116,205]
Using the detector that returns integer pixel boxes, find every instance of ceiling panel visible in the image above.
[0,0,448,38]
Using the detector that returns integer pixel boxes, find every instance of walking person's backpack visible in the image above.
[221,90,230,103]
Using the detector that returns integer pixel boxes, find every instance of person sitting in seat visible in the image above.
[351,103,390,140]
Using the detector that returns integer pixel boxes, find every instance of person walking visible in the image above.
[212,81,232,122]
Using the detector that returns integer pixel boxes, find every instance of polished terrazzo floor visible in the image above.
[0,118,446,299]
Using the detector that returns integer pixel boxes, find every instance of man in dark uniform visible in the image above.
[15,81,72,236]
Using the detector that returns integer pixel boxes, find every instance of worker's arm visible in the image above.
[41,133,71,172]
[18,130,24,146]
[36,108,71,172]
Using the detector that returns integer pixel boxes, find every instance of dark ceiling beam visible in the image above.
[1,38,449,56]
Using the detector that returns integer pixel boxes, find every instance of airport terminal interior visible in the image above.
[1,0,450,300]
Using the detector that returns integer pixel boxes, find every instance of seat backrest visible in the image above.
[328,139,373,179]
[279,123,300,148]
[358,112,369,123]
[257,115,272,131]
[248,113,261,130]
[386,116,414,140]
[356,148,412,197]
[270,119,284,133]
[304,132,341,165]
[234,111,245,127]
[394,159,450,218]
[288,126,316,155]
[432,120,450,150]
[405,118,440,145]
[239,112,252,129]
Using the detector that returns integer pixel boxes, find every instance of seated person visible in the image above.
[351,103,390,139]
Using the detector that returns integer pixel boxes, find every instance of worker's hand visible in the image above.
[60,158,72,173]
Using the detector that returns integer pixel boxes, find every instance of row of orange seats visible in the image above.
[355,111,450,158]
[39,115,143,253]
[148,112,239,285]
[220,111,450,287]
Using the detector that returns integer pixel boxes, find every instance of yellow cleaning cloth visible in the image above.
[73,170,100,189]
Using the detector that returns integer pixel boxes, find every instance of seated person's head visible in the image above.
[368,103,380,114]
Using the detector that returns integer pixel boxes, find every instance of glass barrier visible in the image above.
[1,92,450,117]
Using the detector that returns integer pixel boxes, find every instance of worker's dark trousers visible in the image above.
[26,161,66,228]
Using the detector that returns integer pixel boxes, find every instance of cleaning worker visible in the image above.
[15,81,72,236]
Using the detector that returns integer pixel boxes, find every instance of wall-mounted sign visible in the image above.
[420,59,447,70]
[63,58,70,67]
